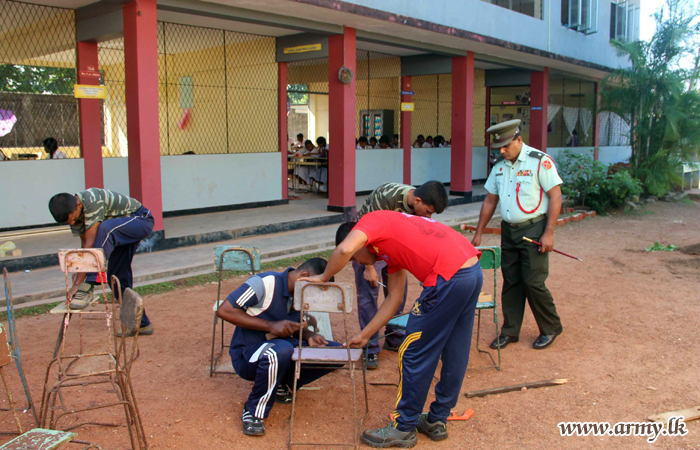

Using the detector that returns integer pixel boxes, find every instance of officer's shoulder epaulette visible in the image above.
[527,150,545,160]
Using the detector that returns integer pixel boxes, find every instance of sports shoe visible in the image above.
[417,413,448,441]
[365,353,379,370]
[361,423,417,448]
[68,283,95,310]
[275,384,293,403]
[241,408,265,436]
[116,323,154,338]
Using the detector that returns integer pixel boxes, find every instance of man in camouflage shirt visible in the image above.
[354,180,449,369]
[49,188,155,334]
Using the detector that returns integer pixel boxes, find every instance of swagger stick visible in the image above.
[522,237,582,262]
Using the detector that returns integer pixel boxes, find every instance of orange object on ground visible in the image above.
[448,409,474,421]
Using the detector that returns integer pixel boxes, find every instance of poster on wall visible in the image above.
[502,113,514,121]
[490,114,499,126]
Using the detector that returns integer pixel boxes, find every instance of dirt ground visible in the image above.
[1,200,699,449]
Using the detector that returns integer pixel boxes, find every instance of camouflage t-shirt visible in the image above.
[358,182,414,219]
[70,188,142,236]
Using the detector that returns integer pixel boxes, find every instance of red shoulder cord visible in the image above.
[516,158,544,214]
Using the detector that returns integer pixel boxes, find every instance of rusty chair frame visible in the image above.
[39,250,147,449]
[210,246,259,377]
[288,282,369,450]
[1,268,39,433]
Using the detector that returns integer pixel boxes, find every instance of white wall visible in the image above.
[411,147,489,186]
[103,158,130,196]
[356,148,403,192]
[548,146,632,165]
[160,153,282,212]
[0,159,85,228]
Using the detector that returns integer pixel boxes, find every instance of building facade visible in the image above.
[0,0,640,229]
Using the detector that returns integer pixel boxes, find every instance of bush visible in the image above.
[555,150,642,212]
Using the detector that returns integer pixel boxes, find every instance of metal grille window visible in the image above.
[0,0,79,158]
[99,38,128,158]
[412,74,452,146]
[356,50,401,144]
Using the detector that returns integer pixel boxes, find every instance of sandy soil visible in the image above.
[1,200,699,449]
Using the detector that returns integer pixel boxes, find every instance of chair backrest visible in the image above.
[213,246,261,272]
[58,249,107,274]
[293,281,354,313]
[477,246,501,270]
[119,288,144,334]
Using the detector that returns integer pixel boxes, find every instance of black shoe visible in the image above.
[533,333,560,349]
[275,384,293,404]
[242,408,265,436]
[417,413,448,441]
[383,341,400,352]
[365,353,379,370]
[490,335,519,349]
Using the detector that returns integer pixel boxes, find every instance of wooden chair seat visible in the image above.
[292,347,362,362]
[0,428,75,449]
[476,293,495,309]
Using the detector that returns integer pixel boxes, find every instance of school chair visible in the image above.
[0,428,101,449]
[40,250,147,449]
[473,246,502,371]
[209,245,261,377]
[288,281,369,450]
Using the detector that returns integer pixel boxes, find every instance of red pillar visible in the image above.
[530,67,549,153]
[401,76,412,185]
[279,62,289,200]
[123,0,163,231]
[450,52,474,198]
[327,27,356,220]
[593,80,601,161]
[77,41,104,189]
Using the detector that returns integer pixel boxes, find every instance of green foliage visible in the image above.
[0,64,75,95]
[287,84,309,105]
[556,150,642,212]
[645,242,677,252]
[600,0,700,197]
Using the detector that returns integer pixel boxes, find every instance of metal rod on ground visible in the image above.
[522,237,583,262]
[465,378,569,398]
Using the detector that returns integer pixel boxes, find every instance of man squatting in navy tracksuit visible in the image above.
[215,257,339,436]
[301,211,483,448]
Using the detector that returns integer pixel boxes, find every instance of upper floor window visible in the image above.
[610,1,640,42]
[562,0,599,34]
[486,0,543,20]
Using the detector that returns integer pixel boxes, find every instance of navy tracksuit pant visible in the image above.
[86,206,153,327]
[393,264,483,431]
[352,260,408,353]
[233,338,340,419]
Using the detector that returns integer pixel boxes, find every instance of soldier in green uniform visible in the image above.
[472,120,563,350]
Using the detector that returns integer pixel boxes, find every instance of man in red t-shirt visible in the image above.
[300,211,483,448]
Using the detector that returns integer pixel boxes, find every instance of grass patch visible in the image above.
[678,197,697,207]
[1,249,335,321]
[624,208,656,216]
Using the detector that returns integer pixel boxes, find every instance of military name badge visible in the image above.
[517,170,532,176]
[542,159,552,169]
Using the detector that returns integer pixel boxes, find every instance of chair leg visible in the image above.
[209,312,219,377]
[493,309,501,371]
[350,362,358,450]
[288,360,301,450]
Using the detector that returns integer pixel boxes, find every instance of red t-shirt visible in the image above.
[353,211,481,287]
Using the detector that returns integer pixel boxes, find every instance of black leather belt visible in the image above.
[505,215,546,229]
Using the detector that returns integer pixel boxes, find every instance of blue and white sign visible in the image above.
[401,90,415,96]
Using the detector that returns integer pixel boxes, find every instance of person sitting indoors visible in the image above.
[357,136,369,149]
[316,136,329,157]
[413,135,430,148]
[391,134,399,148]
[216,257,339,436]
[425,136,434,147]
[314,137,329,192]
[294,140,317,185]
[369,137,378,149]
[291,133,304,152]
[378,135,392,149]
[433,135,445,148]
[43,137,67,159]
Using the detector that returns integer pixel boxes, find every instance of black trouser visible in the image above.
[499,217,562,337]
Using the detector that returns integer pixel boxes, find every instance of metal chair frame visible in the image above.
[39,250,147,449]
[288,282,369,450]
[209,246,259,377]
[473,246,502,371]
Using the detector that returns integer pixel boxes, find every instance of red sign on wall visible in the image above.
[80,71,101,78]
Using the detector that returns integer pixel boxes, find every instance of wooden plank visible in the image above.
[0,429,76,450]
[292,347,362,362]
[465,378,569,398]
[294,281,354,313]
[648,406,700,424]
[0,324,12,367]
[58,249,106,273]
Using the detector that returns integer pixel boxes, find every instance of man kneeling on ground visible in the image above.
[301,212,483,448]
[216,257,339,436]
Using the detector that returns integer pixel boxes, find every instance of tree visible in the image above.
[600,0,700,196]
[0,64,75,95]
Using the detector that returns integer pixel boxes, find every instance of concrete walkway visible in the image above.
[5,200,489,309]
